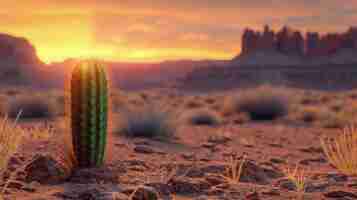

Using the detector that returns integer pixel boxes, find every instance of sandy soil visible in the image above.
[2,87,357,200]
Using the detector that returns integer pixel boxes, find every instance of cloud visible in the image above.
[1,0,357,62]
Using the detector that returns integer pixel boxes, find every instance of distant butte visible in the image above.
[240,25,357,58]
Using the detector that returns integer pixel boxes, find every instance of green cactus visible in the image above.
[70,60,108,168]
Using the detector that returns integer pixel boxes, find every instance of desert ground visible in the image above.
[1,85,357,200]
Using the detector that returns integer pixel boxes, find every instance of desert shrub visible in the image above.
[225,86,289,121]
[322,112,352,129]
[186,109,221,126]
[0,114,23,195]
[299,107,323,123]
[7,97,54,119]
[299,107,352,128]
[117,104,179,140]
[321,126,357,175]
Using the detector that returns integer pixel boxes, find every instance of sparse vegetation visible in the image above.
[117,103,179,140]
[186,109,221,126]
[0,112,23,197]
[222,154,246,184]
[299,107,352,128]
[225,86,289,121]
[299,106,323,123]
[321,126,357,175]
[7,97,54,119]
[283,164,308,197]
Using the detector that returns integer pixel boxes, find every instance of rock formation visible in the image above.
[0,33,43,84]
[241,25,357,58]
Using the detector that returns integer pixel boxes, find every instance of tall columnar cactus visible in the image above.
[70,61,108,168]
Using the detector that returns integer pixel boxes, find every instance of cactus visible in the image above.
[70,60,108,168]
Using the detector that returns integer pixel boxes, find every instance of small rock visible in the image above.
[305,181,329,193]
[169,177,210,194]
[240,160,284,185]
[145,182,172,199]
[299,147,324,154]
[324,190,357,198]
[299,157,327,165]
[25,154,68,184]
[269,158,285,164]
[327,173,348,183]
[69,167,119,184]
[134,146,156,154]
[201,142,216,149]
[207,136,231,144]
[277,178,296,191]
[129,186,159,200]
[205,175,226,186]
[134,141,151,146]
[181,153,195,161]
[22,181,40,192]
[246,191,260,200]
[261,188,280,196]
[269,143,283,148]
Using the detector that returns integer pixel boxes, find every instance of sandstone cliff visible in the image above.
[0,33,43,84]
[239,25,357,64]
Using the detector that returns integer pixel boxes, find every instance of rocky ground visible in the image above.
[2,86,357,200]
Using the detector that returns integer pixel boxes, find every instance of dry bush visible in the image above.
[322,112,352,129]
[224,86,289,121]
[321,126,357,175]
[185,109,221,126]
[298,107,325,123]
[297,106,351,128]
[7,96,55,119]
[222,154,246,184]
[116,103,179,140]
[26,124,55,141]
[0,113,23,196]
[283,164,309,197]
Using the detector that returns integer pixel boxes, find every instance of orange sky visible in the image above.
[1,1,356,63]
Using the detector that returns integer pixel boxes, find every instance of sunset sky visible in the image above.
[1,1,357,63]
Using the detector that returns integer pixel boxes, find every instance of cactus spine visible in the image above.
[70,61,108,168]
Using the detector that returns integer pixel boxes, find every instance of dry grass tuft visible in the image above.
[26,124,55,140]
[222,154,246,184]
[283,164,308,193]
[321,126,357,175]
[0,112,24,197]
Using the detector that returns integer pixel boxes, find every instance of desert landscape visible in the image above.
[2,84,357,200]
[2,1,357,200]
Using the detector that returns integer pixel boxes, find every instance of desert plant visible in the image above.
[69,60,109,168]
[322,112,351,129]
[321,126,357,175]
[0,112,23,196]
[226,86,289,121]
[186,109,221,126]
[283,164,308,197]
[299,106,322,123]
[118,103,178,140]
[222,154,246,184]
[7,97,54,119]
